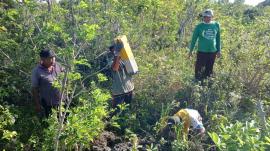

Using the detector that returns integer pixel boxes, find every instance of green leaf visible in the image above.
[208,132,220,146]
[6,9,18,21]
[52,80,61,89]
[47,22,63,33]
[237,137,244,146]
[74,59,91,67]
[97,73,108,82]
[68,72,82,81]
[265,136,270,143]
[0,26,7,32]
[222,134,231,140]
[82,24,99,41]
[2,130,17,140]
[78,1,88,9]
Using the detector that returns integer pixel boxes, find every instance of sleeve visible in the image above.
[189,24,199,52]
[56,62,65,72]
[54,62,65,73]
[183,120,189,140]
[174,110,190,137]
[107,59,113,68]
[60,65,65,72]
[216,22,221,52]
[31,68,39,88]
[105,53,113,69]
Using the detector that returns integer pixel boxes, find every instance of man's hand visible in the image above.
[114,49,120,57]
[216,51,221,58]
[35,104,41,113]
[198,127,205,137]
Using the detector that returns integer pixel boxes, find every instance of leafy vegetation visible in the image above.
[0,0,270,150]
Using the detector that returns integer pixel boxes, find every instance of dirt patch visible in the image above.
[113,142,133,151]
[91,131,121,151]
[91,131,136,151]
[91,130,159,151]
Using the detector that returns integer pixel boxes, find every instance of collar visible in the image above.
[203,21,213,24]
[38,63,55,71]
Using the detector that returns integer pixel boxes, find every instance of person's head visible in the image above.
[39,49,56,68]
[167,116,181,128]
[109,45,115,52]
[194,125,205,137]
[160,116,181,140]
[202,9,214,23]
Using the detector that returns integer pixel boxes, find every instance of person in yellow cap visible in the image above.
[167,108,205,140]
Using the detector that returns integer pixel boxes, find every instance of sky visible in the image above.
[229,0,265,6]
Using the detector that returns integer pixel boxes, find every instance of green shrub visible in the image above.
[208,118,270,151]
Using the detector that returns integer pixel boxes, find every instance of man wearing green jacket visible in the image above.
[189,9,221,81]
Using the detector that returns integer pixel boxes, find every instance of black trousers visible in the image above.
[195,52,217,81]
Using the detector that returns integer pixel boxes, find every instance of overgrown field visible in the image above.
[1,0,270,150]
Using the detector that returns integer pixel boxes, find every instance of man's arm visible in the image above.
[216,23,221,58]
[31,68,41,113]
[111,56,120,71]
[189,25,199,53]
[174,110,190,140]
[32,87,41,113]
[216,23,221,52]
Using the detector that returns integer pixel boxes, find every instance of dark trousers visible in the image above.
[41,99,69,124]
[41,99,58,118]
[195,52,217,81]
[111,91,133,116]
[112,91,133,108]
